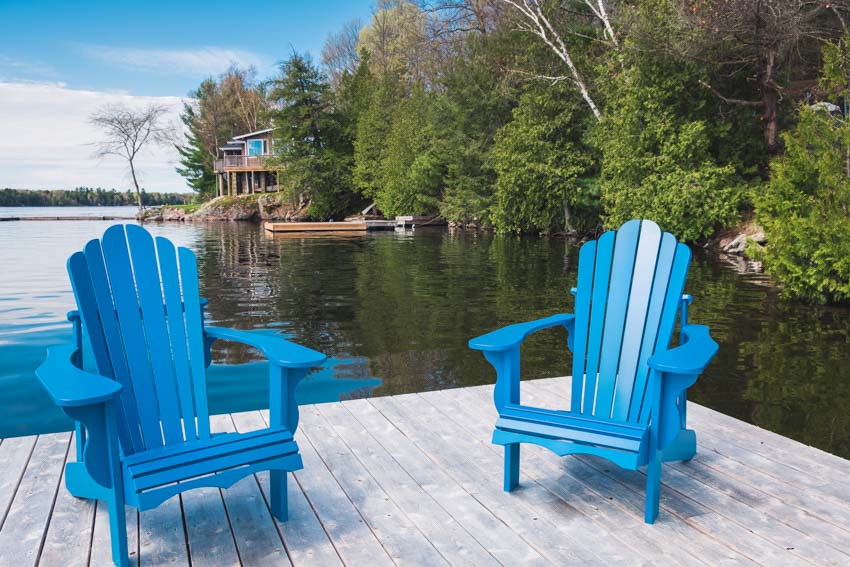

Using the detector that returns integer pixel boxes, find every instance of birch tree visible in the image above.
[501,0,608,120]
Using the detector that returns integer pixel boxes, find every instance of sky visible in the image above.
[0,0,374,193]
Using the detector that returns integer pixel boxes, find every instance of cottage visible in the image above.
[213,128,279,197]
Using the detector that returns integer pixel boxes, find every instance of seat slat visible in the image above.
[132,439,299,491]
[595,219,641,416]
[610,222,661,421]
[127,428,293,475]
[155,236,198,441]
[101,226,165,449]
[496,406,645,453]
[126,226,184,445]
[581,230,615,415]
[500,404,646,437]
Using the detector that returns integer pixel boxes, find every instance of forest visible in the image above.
[0,187,188,207]
[176,0,850,302]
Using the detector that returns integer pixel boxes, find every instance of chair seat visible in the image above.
[123,426,299,494]
[495,404,648,453]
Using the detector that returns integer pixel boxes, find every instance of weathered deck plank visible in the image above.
[1,378,849,566]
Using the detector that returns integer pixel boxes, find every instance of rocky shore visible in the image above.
[140,193,309,223]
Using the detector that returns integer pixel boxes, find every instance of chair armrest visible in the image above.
[469,314,576,352]
[648,324,718,376]
[36,345,122,407]
[204,326,327,369]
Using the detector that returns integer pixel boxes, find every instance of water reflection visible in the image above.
[0,219,848,459]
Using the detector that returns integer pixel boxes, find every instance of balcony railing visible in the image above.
[214,155,275,172]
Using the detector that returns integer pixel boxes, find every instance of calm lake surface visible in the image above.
[1,214,848,460]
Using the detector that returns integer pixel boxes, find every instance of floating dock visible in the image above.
[2,377,849,566]
[263,220,396,233]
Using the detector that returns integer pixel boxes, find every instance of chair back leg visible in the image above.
[504,444,520,492]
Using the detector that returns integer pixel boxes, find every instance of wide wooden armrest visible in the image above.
[648,324,718,375]
[36,345,122,407]
[204,326,327,369]
[469,314,576,352]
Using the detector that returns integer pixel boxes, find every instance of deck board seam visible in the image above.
[0,434,38,530]
[297,409,419,566]
[336,400,507,567]
[310,403,453,566]
[317,401,495,566]
[368,394,617,565]
[253,409,349,566]
[215,486,246,567]
[34,433,73,567]
[425,387,723,566]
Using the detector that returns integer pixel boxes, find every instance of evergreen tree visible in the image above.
[175,102,217,200]
[269,53,358,219]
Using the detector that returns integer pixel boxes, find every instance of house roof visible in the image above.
[231,128,275,140]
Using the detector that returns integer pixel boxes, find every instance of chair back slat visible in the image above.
[609,222,661,420]
[68,225,212,454]
[68,251,141,453]
[178,246,211,439]
[579,230,615,415]
[80,240,147,451]
[638,243,691,424]
[626,233,677,422]
[570,220,692,425]
[156,236,199,441]
[570,240,595,409]
[125,226,184,445]
[594,220,641,416]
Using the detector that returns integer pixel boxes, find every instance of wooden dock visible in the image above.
[263,220,396,233]
[2,377,850,566]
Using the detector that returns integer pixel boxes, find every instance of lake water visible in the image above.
[1,215,848,460]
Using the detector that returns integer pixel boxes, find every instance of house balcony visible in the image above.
[214,155,276,172]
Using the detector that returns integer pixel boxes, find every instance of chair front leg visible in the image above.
[483,348,521,491]
[269,364,308,521]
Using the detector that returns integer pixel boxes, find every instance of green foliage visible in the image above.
[491,85,593,234]
[0,187,186,207]
[592,50,745,242]
[175,102,216,201]
[269,53,360,220]
[352,72,399,201]
[756,105,850,302]
[377,84,444,216]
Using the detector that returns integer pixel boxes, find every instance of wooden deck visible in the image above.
[2,377,850,566]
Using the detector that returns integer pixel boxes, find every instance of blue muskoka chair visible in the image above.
[36,225,326,566]
[469,219,718,523]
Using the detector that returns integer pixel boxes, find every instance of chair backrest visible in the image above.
[68,224,211,455]
[569,219,691,425]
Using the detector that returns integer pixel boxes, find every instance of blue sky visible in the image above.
[0,0,374,192]
[0,0,373,96]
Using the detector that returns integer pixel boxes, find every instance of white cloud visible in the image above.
[0,81,191,193]
[75,44,271,76]
[0,55,58,81]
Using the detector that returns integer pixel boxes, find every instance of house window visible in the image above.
[247,139,264,156]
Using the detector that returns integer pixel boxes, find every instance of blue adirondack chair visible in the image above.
[36,225,326,566]
[469,219,718,523]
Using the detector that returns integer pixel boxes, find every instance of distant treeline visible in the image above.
[0,187,189,207]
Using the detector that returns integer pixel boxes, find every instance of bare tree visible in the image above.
[501,0,603,120]
[322,18,363,89]
[678,0,850,153]
[90,103,172,212]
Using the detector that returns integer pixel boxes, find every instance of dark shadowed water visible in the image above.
[1,213,848,459]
